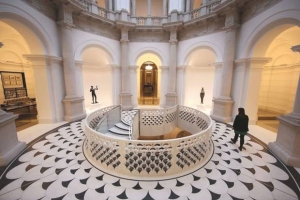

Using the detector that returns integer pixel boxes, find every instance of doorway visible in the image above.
[138,62,159,105]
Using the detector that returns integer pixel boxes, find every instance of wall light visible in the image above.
[0,42,3,48]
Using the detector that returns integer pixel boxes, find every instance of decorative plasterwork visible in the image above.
[21,0,56,20]
[129,30,169,42]
[178,17,225,41]
[73,15,120,40]
[240,0,281,23]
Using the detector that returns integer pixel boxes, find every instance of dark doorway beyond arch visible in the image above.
[138,62,159,105]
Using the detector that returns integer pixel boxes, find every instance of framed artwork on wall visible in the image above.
[0,72,27,99]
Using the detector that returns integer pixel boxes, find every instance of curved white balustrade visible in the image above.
[84,105,213,180]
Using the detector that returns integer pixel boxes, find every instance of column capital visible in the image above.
[57,3,74,28]
[163,21,183,31]
[129,65,139,71]
[159,66,169,71]
[211,62,222,68]
[177,65,188,71]
[57,21,74,29]
[116,20,136,30]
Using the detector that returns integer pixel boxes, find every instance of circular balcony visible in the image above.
[84,105,213,180]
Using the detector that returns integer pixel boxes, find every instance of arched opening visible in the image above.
[184,47,217,114]
[253,25,300,132]
[81,46,114,111]
[136,52,162,106]
[0,20,42,130]
[139,62,158,105]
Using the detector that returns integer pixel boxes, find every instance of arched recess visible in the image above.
[183,47,217,111]
[80,46,115,109]
[255,26,300,116]
[0,7,63,124]
[135,52,163,106]
[239,13,300,125]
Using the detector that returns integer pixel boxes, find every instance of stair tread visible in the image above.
[109,127,130,135]
[115,122,130,130]
[104,132,129,139]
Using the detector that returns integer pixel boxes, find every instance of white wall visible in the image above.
[259,65,300,114]
[184,67,215,108]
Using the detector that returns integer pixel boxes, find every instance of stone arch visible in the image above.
[74,40,116,64]
[131,47,166,67]
[181,41,223,65]
[242,10,300,58]
[0,4,55,55]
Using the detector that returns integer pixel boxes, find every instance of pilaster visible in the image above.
[23,55,64,123]
[233,57,271,124]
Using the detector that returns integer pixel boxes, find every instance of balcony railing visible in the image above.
[73,0,221,25]
[84,105,213,180]
[190,0,221,20]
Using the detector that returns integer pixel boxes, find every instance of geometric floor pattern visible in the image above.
[0,121,299,200]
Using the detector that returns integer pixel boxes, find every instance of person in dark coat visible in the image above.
[90,86,98,104]
[231,108,249,151]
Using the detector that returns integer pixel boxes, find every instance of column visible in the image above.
[0,110,26,166]
[129,65,139,107]
[268,45,300,167]
[57,4,86,122]
[116,21,135,109]
[109,0,113,10]
[112,65,121,105]
[165,29,178,107]
[159,66,169,107]
[147,0,151,16]
[131,0,136,16]
[176,65,187,105]
[186,0,191,12]
[163,0,167,16]
[211,7,239,122]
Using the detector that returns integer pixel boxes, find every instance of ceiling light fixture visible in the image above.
[145,65,153,70]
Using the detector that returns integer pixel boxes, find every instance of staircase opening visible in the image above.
[138,61,159,105]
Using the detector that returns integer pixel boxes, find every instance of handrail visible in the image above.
[84,105,213,180]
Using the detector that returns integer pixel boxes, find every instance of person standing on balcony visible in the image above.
[90,86,98,104]
[231,108,249,151]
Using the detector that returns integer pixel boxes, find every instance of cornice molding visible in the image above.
[235,57,272,65]
[116,20,136,30]
[23,54,62,63]
[162,21,183,31]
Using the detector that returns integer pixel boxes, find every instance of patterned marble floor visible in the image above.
[0,121,299,200]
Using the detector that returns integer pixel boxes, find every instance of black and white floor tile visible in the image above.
[0,121,299,200]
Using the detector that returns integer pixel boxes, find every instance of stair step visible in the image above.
[109,127,129,135]
[115,122,130,131]
[104,132,129,140]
